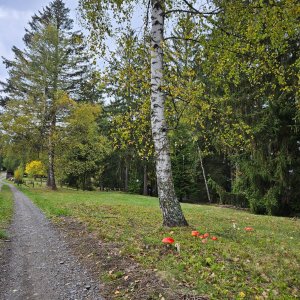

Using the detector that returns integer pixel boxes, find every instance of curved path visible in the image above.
[0,180,103,300]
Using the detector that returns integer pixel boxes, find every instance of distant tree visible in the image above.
[2,156,20,172]
[57,103,111,190]
[0,96,46,164]
[105,31,154,194]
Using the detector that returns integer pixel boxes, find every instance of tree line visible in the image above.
[0,0,299,226]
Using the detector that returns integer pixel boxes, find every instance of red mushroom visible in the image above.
[244,227,254,232]
[203,233,210,238]
[191,231,200,237]
[211,236,218,241]
[162,237,175,244]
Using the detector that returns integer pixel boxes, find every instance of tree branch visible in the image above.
[164,36,253,58]
[182,0,201,14]
[165,9,221,16]
[182,0,221,15]
[164,36,201,43]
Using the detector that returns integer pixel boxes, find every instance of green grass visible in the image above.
[0,185,14,239]
[20,186,300,299]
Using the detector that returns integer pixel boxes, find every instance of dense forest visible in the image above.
[0,0,299,222]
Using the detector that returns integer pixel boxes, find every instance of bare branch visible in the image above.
[182,0,221,15]
[165,9,221,16]
[145,0,151,29]
[182,0,201,14]
[164,35,201,43]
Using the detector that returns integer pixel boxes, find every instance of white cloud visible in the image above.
[0,6,35,84]
[0,1,79,85]
[0,6,33,21]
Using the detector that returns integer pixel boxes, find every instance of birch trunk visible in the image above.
[150,0,188,227]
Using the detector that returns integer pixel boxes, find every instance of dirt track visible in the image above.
[0,180,103,300]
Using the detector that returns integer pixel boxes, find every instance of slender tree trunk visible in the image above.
[124,160,129,192]
[46,25,60,191]
[47,145,56,190]
[198,147,211,203]
[150,0,188,227]
[47,118,57,190]
[143,163,148,196]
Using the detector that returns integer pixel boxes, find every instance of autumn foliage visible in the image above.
[25,161,46,178]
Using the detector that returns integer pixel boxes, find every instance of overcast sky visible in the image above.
[0,0,80,83]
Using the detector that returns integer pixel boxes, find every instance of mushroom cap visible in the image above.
[191,231,199,236]
[211,236,218,240]
[244,227,254,231]
[162,237,175,244]
[203,233,210,238]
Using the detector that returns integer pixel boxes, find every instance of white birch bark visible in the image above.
[150,0,188,226]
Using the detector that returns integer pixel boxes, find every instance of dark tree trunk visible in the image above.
[47,119,57,190]
[143,163,148,196]
[47,148,57,190]
[124,161,129,192]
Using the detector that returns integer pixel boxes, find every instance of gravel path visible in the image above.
[0,180,104,300]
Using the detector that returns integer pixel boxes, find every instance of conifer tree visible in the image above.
[1,0,91,189]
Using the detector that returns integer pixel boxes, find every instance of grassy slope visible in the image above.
[0,185,14,239]
[21,187,300,299]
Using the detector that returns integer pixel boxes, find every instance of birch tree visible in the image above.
[149,1,188,226]
[79,0,222,226]
[81,0,215,225]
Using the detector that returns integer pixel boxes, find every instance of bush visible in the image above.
[249,196,267,215]
[263,186,280,215]
[25,160,46,178]
[128,177,141,194]
[14,166,24,185]
[224,192,249,208]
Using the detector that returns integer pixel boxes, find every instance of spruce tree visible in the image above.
[1,0,91,189]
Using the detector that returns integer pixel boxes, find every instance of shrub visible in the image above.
[14,165,24,184]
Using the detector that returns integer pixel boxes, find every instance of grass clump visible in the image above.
[0,185,14,240]
[20,186,300,299]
